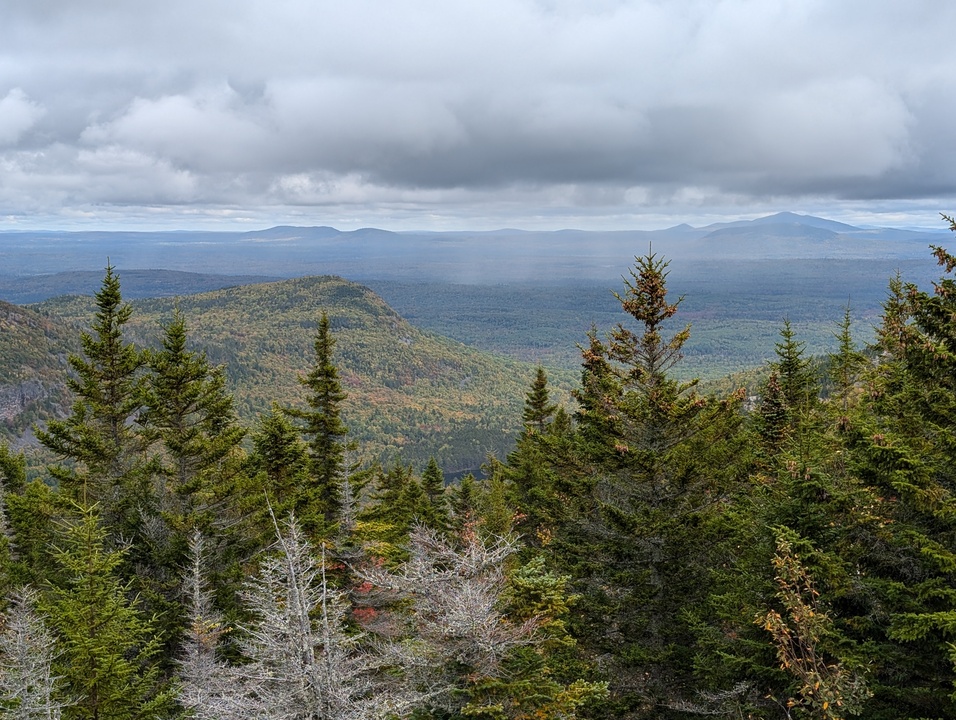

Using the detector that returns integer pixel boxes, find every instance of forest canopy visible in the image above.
[4,220,956,719]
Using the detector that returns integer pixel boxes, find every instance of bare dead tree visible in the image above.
[0,588,70,720]
[360,525,538,707]
[178,531,249,720]
[180,519,428,720]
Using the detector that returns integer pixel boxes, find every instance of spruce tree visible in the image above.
[41,505,173,720]
[358,463,424,563]
[288,312,349,536]
[245,403,311,549]
[559,252,747,716]
[841,237,956,716]
[419,457,450,533]
[449,473,480,531]
[772,319,818,419]
[140,309,246,533]
[36,265,151,538]
[755,371,788,457]
[505,368,567,546]
[523,366,558,432]
[138,309,248,661]
[828,306,867,415]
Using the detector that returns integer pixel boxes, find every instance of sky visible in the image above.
[2,0,956,232]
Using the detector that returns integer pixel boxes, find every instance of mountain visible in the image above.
[701,211,859,233]
[0,212,947,290]
[13,276,572,473]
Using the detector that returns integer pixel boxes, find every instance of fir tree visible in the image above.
[138,309,248,664]
[419,457,450,533]
[504,368,567,547]
[140,309,246,533]
[245,403,311,549]
[288,312,349,536]
[560,252,747,716]
[41,505,173,720]
[772,319,818,419]
[756,371,788,456]
[449,473,479,531]
[522,367,558,433]
[358,463,425,563]
[35,265,151,538]
[842,235,956,716]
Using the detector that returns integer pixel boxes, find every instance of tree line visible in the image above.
[4,216,956,719]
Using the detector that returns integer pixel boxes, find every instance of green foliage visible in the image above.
[6,231,956,719]
[551,252,749,716]
[357,463,428,563]
[41,505,174,719]
[772,319,820,419]
[286,312,349,536]
[419,457,451,533]
[523,367,558,432]
[757,530,871,719]
[141,308,247,531]
[35,266,152,538]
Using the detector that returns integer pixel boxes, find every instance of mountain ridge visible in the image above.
[0,212,944,285]
[6,275,569,473]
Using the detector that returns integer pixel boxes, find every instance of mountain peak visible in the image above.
[750,212,859,232]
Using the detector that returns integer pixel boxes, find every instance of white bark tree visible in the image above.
[179,519,426,720]
[178,532,247,720]
[359,525,538,707]
[0,588,69,720]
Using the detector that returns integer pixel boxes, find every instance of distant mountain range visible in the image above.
[0,212,949,288]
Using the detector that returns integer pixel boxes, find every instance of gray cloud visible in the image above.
[1,0,956,229]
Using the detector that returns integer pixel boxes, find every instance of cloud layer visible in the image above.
[2,0,955,229]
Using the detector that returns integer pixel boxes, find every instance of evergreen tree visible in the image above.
[358,463,425,563]
[827,305,867,423]
[0,446,19,596]
[140,309,246,534]
[840,236,956,716]
[35,266,151,539]
[755,371,788,457]
[701,238,956,719]
[523,366,558,433]
[559,252,746,716]
[772,319,818,420]
[137,309,248,664]
[449,473,479,531]
[41,505,173,720]
[505,368,569,547]
[288,312,349,536]
[419,457,450,533]
[245,403,311,549]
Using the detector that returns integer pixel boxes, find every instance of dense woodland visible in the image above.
[4,219,956,720]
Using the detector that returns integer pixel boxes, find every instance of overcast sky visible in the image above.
[2,0,955,231]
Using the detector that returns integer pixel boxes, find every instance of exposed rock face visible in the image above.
[0,380,47,422]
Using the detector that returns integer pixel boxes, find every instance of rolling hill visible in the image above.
[14,275,576,474]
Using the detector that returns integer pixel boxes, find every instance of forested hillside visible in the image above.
[7,276,575,472]
[0,301,76,436]
[3,226,956,719]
